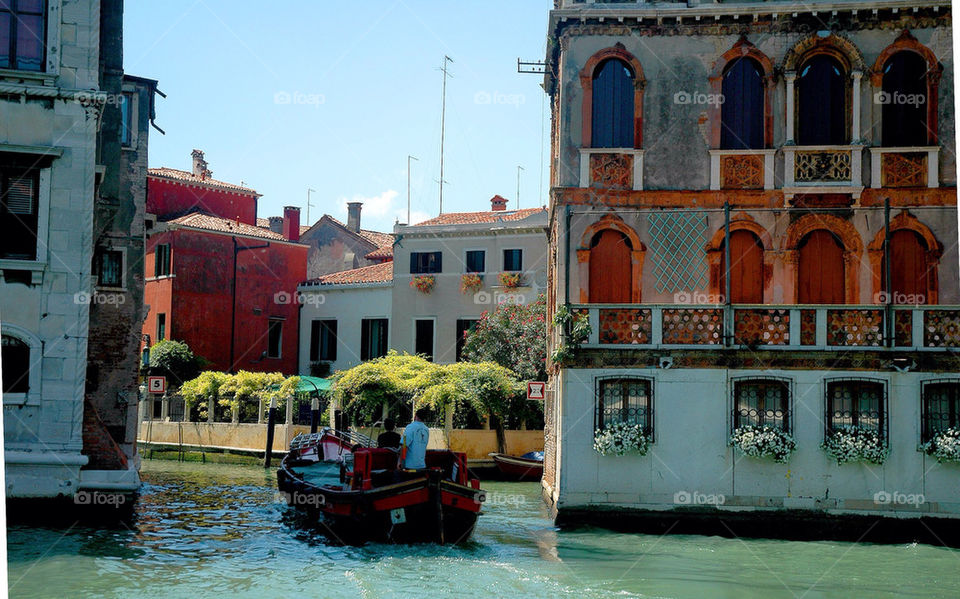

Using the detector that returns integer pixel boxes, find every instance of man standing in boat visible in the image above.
[377,418,401,450]
[398,409,430,470]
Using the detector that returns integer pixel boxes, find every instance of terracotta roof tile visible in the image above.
[148,167,259,195]
[412,206,546,227]
[364,246,394,260]
[170,212,290,241]
[304,261,393,286]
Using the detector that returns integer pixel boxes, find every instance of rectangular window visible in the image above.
[156,313,166,341]
[154,244,171,277]
[267,319,283,359]
[465,250,485,273]
[0,1,46,72]
[455,319,478,362]
[120,92,134,147]
[414,319,434,362]
[922,381,960,443]
[503,249,523,272]
[0,166,39,260]
[360,318,389,361]
[826,380,886,438]
[310,320,337,362]
[1,334,30,394]
[410,251,442,274]
[733,379,790,431]
[97,249,123,288]
[596,378,653,434]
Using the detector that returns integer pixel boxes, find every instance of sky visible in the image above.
[123,0,554,233]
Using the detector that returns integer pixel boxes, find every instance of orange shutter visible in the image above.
[798,230,845,304]
[589,230,632,303]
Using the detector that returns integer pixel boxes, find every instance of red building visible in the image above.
[143,150,307,375]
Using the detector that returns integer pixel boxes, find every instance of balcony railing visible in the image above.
[783,145,865,196]
[573,304,960,351]
[708,149,776,191]
[579,148,644,191]
[869,147,940,189]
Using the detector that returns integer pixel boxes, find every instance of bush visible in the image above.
[461,294,547,383]
[148,340,201,388]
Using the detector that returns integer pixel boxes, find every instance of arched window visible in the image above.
[721,57,765,150]
[798,230,846,304]
[881,52,929,147]
[826,379,886,438]
[719,230,764,303]
[1,333,30,394]
[798,55,848,145]
[883,229,929,304]
[589,229,632,303]
[596,377,653,436]
[591,58,635,148]
[732,379,791,432]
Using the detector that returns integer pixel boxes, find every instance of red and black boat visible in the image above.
[278,431,485,544]
[489,451,544,481]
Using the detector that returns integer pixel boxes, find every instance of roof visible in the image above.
[303,261,393,286]
[296,376,332,394]
[169,212,290,241]
[412,206,546,227]
[364,245,394,260]
[255,217,312,236]
[302,215,394,258]
[148,167,260,196]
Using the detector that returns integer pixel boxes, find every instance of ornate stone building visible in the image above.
[543,0,959,542]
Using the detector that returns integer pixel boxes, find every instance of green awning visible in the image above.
[296,376,332,394]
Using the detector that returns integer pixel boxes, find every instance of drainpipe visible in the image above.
[724,202,732,348]
[564,204,571,305]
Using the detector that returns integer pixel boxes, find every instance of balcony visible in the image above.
[571,304,960,351]
[869,147,940,189]
[782,145,865,200]
[579,148,644,191]
[708,150,776,191]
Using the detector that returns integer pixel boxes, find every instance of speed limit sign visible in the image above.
[147,376,167,394]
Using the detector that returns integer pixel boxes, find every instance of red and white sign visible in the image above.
[147,376,167,394]
[527,381,546,400]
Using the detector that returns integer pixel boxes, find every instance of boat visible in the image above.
[278,431,485,544]
[287,427,375,463]
[489,451,544,481]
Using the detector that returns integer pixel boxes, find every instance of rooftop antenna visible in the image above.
[438,55,454,214]
[306,188,316,224]
[407,155,418,225]
[516,165,524,210]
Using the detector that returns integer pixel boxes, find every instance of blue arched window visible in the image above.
[797,55,847,145]
[721,57,765,150]
[591,58,635,148]
[881,51,929,147]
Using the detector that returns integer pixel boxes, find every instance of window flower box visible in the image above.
[460,273,483,295]
[410,275,436,294]
[498,272,524,289]
[593,422,650,456]
[821,426,889,465]
[921,427,960,463]
[732,425,796,463]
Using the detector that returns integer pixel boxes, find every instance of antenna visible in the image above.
[438,55,454,214]
[516,165,524,210]
[407,155,418,225]
[306,188,316,224]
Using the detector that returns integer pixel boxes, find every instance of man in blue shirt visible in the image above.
[398,409,430,470]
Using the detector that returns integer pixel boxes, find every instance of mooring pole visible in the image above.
[264,397,278,468]
[310,396,320,434]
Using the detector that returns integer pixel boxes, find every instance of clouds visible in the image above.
[338,189,432,230]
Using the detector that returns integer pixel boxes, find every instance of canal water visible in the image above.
[7,460,959,599]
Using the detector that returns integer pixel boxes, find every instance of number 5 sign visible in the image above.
[147,376,167,394]
[527,381,546,400]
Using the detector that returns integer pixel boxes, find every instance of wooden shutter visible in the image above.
[798,230,845,304]
[720,230,764,303]
[886,229,928,302]
[589,229,632,303]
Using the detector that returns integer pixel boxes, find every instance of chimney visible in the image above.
[346,202,362,233]
[191,149,212,180]
[268,216,283,234]
[282,206,300,242]
[490,195,508,212]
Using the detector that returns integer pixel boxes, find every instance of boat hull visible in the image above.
[490,453,543,481]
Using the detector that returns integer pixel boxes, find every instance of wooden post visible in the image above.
[207,396,215,423]
[264,397,278,468]
[310,396,320,434]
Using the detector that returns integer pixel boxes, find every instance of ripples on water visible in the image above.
[6,460,960,599]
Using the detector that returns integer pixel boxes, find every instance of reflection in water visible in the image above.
[6,460,960,599]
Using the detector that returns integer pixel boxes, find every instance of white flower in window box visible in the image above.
[593,422,650,456]
[821,426,889,465]
[731,425,796,463]
[921,427,960,463]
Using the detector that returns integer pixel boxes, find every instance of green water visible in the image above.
[6,460,959,599]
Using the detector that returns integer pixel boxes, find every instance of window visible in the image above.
[310,320,337,362]
[456,319,478,362]
[721,57,765,150]
[881,52,928,147]
[120,92,134,147]
[922,381,960,443]
[360,318,388,361]
[156,313,166,341]
[798,230,845,304]
[719,230,764,304]
[596,378,653,434]
[591,58,635,148]
[465,250,485,273]
[414,319,434,362]
[503,249,522,272]
[410,251,441,274]
[797,55,848,146]
[267,319,283,359]
[96,249,123,288]
[154,243,171,277]
[882,229,929,304]
[826,379,886,438]
[0,166,39,260]
[1,333,29,394]
[589,229,631,303]
[733,379,790,431]
[0,0,46,72]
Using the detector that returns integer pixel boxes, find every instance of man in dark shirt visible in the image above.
[377,418,401,450]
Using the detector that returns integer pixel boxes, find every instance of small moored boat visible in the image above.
[489,451,544,481]
[278,430,485,544]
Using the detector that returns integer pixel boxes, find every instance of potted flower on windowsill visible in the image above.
[731,425,797,463]
[821,425,889,465]
[498,271,524,289]
[921,427,960,463]
[460,273,483,295]
[410,275,436,294]
[593,422,651,456]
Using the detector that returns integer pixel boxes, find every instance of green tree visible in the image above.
[461,294,547,383]
[148,340,201,388]
[332,351,437,424]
